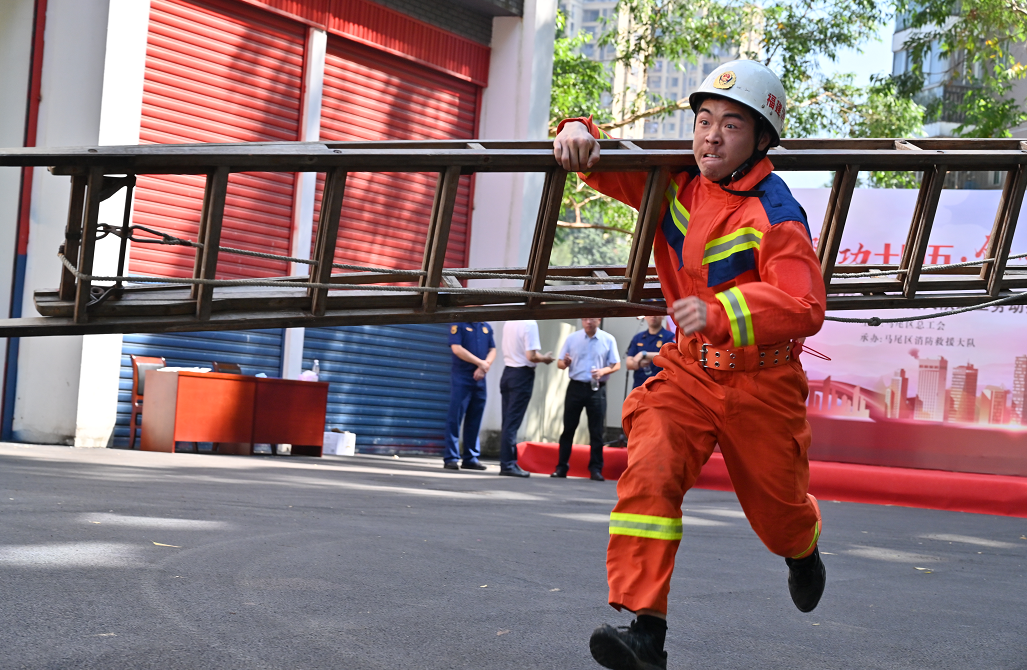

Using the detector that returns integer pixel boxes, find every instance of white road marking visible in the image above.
[0,542,144,568]
[844,546,943,563]
[919,533,1021,549]
[81,513,228,530]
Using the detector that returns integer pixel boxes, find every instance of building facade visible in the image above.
[891,12,1027,188]
[0,0,558,453]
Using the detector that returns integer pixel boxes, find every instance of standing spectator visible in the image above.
[625,315,676,389]
[553,318,620,481]
[445,322,496,471]
[498,320,554,478]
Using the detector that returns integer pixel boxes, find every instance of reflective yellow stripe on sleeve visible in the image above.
[702,227,763,265]
[609,512,684,541]
[664,180,690,238]
[715,286,755,347]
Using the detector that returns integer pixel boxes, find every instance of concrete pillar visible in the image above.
[75,0,151,447]
[472,0,558,446]
[282,27,326,381]
[12,0,150,446]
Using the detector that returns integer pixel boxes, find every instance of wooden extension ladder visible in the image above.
[0,138,1024,337]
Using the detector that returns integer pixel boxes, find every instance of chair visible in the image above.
[129,355,166,449]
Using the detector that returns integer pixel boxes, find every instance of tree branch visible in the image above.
[597,97,692,132]
[558,220,634,235]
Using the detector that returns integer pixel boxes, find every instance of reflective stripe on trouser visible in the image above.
[607,340,821,614]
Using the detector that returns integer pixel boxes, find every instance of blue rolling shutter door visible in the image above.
[113,330,284,447]
[302,325,451,455]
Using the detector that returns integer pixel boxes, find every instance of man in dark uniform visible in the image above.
[445,322,496,471]
[625,315,676,389]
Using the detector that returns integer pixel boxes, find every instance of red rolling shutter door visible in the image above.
[132,0,304,279]
[316,37,478,270]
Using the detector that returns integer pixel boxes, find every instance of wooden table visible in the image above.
[140,370,329,456]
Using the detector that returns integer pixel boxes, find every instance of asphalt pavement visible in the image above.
[0,443,1024,670]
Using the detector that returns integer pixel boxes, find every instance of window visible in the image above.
[583,43,595,57]
[583,9,600,22]
[667,123,676,132]
[670,77,679,88]
[892,50,907,75]
[652,60,664,72]
[648,76,662,88]
[703,61,717,76]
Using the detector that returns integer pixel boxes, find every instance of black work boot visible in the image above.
[785,545,827,612]
[589,618,667,670]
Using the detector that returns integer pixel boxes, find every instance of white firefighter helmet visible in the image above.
[688,59,786,145]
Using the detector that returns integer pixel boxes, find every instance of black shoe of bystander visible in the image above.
[499,464,531,478]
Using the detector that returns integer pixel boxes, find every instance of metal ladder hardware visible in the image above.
[1,138,1025,338]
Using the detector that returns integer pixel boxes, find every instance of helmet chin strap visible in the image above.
[717,118,770,197]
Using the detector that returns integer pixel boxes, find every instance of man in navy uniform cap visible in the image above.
[444,322,496,471]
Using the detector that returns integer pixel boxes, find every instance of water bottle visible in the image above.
[312,359,320,381]
[590,366,600,391]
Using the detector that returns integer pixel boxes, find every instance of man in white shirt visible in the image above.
[554,318,621,481]
[499,320,554,477]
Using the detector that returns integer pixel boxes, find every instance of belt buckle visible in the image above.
[699,343,709,368]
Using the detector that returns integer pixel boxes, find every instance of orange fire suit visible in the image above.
[557,117,826,615]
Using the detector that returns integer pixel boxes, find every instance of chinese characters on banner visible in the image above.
[792,188,1027,476]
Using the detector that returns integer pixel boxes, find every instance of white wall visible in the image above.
[474,0,558,436]
[0,0,35,423]
[471,0,557,272]
[11,0,112,445]
[74,0,151,447]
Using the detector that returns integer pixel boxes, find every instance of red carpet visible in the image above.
[517,442,1027,518]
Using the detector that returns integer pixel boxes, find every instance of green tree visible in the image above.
[893,0,1027,137]
[550,11,614,129]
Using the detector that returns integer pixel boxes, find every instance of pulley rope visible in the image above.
[102,224,658,284]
